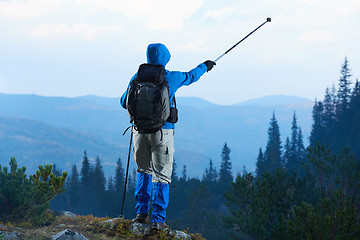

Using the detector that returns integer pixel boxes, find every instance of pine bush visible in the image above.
[0,157,67,225]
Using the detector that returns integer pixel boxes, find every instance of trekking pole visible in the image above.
[214,17,271,63]
[120,125,133,219]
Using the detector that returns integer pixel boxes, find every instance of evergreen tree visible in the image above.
[219,142,233,184]
[93,156,106,216]
[66,164,80,212]
[182,165,187,180]
[323,87,336,126]
[263,113,282,174]
[290,112,298,157]
[124,168,137,219]
[310,100,324,146]
[297,127,306,173]
[256,148,265,177]
[128,168,137,190]
[79,151,93,215]
[80,151,91,187]
[283,137,291,169]
[337,57,352,115]
[186,182,210,232]
[349,79,360,156]
[107,176,115,192]
[0,158,67,225]
[114,158,124,194]
[334,57,353,150]
[172,158,178,182]
[286,112,303,174]
[105,176,115,216]
[203,159,218,182]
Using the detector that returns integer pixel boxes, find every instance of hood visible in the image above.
[146,43,171,67]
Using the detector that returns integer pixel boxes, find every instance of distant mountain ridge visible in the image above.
[237,95,313,107]
[0,93,314,178]
[0,115,126,176]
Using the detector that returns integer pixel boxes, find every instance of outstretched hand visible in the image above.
[204,60,216,72]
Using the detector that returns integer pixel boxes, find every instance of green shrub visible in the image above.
[224,144,360,240]
[0,157,67,225]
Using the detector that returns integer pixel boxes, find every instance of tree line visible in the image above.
[224,57,360,239]
[49,57,360,239]
[310,57,360,156]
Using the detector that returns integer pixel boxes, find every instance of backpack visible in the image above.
[126,63,172,133]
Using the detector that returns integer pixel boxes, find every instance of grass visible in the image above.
[0,212,206,240]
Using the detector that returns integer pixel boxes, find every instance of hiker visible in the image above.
[120,43,215,230]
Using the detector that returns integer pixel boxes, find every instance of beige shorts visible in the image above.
[133,129,175,184]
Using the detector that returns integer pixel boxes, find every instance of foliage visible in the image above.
[287,144,360,239]
[310,58,360,157]
[257,113,283,175]
[224,144,360,240]
[257,111,306,178]
[0,157,67,225]
[219,143,233,185]
[224,169,300,240]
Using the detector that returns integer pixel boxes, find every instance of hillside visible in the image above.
[0,93,313,177]
[0,115,126,176]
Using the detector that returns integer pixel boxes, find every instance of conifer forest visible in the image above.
[2,58,360,239]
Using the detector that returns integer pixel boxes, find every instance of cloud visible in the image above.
[203,7,233,21]
[0,0,60,19]
[299,30,334,43]
[175,40,205,52]
[75,0,203,30]
[300,0,360,16]
[28,23,122,41]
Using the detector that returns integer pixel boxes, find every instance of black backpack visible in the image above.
[126,63,176,133]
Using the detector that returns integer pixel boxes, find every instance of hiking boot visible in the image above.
[151,222,170,231]
[132,213,148,224]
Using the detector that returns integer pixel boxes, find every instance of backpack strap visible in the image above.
[173,95,177,108]
[167,95,178,123]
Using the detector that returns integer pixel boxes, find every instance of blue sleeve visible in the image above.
[167,63,207,94]
[120,73,137,109]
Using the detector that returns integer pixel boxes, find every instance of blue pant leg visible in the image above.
[152,183,169,223]
[135,172,153,215]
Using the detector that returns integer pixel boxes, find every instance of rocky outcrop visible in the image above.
[0,212,196,240]
[129,222,192,240]
[0,230,21,240]
[51,229,88,240]
[0,224,21,240]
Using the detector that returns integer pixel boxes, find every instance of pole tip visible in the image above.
[267,17,271,22]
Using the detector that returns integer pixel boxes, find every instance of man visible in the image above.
[120,43,215,230]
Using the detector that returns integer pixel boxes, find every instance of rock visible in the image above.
[61,211,77,218]
[0,230,21,240]
[172,230,192,240]
[0,224,7,230]
[129,223,192,240]
[103,217,120,228]
[161,228,192,240]
[130,223,151,236]
[51,229,88,240]
[57,224,66,228]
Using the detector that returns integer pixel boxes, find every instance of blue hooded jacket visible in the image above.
[120,43,207,129]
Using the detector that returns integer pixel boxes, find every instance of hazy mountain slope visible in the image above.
[237,95,313,107]
[0,93,314,177]
[0,115,128,177]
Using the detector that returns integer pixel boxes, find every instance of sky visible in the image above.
[0,0,359,105]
